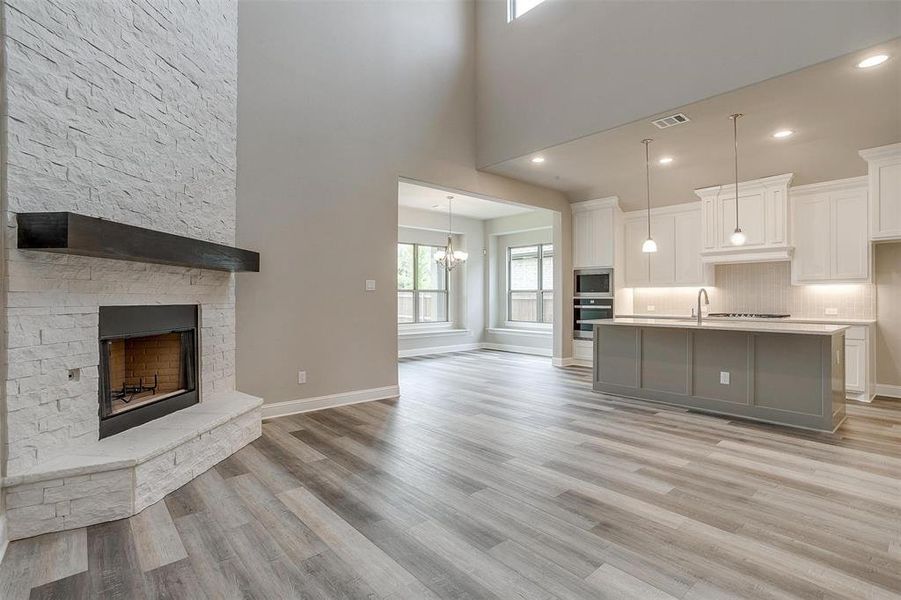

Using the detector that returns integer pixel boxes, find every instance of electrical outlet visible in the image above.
[720,371,730,385]
[297,370,307,384]
[365,279,376,291]
[647,305,656,312]
[825,307,838,315]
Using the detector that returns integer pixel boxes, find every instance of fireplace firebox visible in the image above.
[99,305,199,438]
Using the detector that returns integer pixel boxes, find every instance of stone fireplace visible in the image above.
[1,0,261,541]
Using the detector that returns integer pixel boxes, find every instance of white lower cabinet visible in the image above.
[573,339,593,367]
[845,339,865,394]
[844,325,873,402]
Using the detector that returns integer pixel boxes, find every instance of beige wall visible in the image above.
[476,0,901,166]
[236,1,570,404]
[876,243,901,387]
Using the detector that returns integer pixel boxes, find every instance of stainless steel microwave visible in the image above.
[574,268,613,297]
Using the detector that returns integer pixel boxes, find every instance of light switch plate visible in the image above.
[720,371,730,385]
[365,279,376,291]
[297,370,307,384]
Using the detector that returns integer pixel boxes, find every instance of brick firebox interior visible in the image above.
[108,333,187,414]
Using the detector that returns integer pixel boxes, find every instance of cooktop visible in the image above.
[708,313,791,319]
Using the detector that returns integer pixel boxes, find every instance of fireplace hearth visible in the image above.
[99,305,199,438]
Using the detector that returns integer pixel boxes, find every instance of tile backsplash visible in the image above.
[629,262,875,319]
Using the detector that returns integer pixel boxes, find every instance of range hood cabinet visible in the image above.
[694,173,794,265]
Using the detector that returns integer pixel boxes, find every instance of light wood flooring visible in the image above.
[3,349,901,599]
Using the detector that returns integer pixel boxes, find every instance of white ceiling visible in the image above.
[484,38,901,212]
[398,181,537,220]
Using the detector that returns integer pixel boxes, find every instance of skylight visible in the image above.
[508,0,546,22]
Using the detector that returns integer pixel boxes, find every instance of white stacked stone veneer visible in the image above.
[1,0,261,539]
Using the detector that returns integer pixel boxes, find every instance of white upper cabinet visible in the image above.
[623,203,711,287]
[571,197,619,269]
[649,214,676,285]
[859,143,901,241]
[624,218,650,286]
[790,177,869,284]
[673,210,703,284]
[694,173,793,264]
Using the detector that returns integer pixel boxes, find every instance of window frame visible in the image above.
[506,243,553,325]
[397,242,450,325]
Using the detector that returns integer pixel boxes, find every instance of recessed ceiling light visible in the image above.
[772,129,794,139]
[658,156,673,165]
[857,54,889,69]
[530,156,545,164]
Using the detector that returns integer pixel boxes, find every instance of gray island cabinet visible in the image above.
[588,318,848,432]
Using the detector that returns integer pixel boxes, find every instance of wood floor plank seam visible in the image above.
[4,350,901,599]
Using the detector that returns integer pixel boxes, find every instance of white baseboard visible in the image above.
[551,357,574,367]
[398,343,480,358]
[481,343,552,357]
[875,384,901,399]
[262,385,400,419]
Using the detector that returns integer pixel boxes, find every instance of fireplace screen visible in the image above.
[99,305,199,438]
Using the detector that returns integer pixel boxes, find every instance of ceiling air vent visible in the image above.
[651,113,690,129]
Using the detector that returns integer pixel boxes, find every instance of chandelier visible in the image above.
[435,195,468,271]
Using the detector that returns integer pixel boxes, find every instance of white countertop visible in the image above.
[616,313,876,326]
[588,317,849,336]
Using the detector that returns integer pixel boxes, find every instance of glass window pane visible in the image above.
[541,244,553,290]
[509,291,538,322]
[514,0,546,19]
[416,245,447,291]
[397,244,414,290]
[541,291,553,323]
[417,291,447,322]
[398,291,414,323]
[510,246,539,291]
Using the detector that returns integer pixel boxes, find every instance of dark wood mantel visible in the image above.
[16,212,260,272]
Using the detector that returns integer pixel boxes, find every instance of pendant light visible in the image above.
[640,139,657,253]
[435,195,468,271]
[729,113,747,246]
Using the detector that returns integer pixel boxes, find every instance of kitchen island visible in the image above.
[587,318,848,432]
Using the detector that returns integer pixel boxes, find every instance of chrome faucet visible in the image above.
[697,288,709,325]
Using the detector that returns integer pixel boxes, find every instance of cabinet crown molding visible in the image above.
[859,142,901,162]
[622,201,700,220]
[694,172,794,198]
[571,196,620,212]
[790,176,868,196]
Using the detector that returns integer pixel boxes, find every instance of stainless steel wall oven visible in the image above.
[573,269,614,340]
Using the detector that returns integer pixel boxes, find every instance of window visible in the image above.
[398,243,448,324]
[508,0,546,21]
[508,244,553,323]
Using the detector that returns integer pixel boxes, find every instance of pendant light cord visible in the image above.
[731,113,742,230]
[643,138,652,239]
